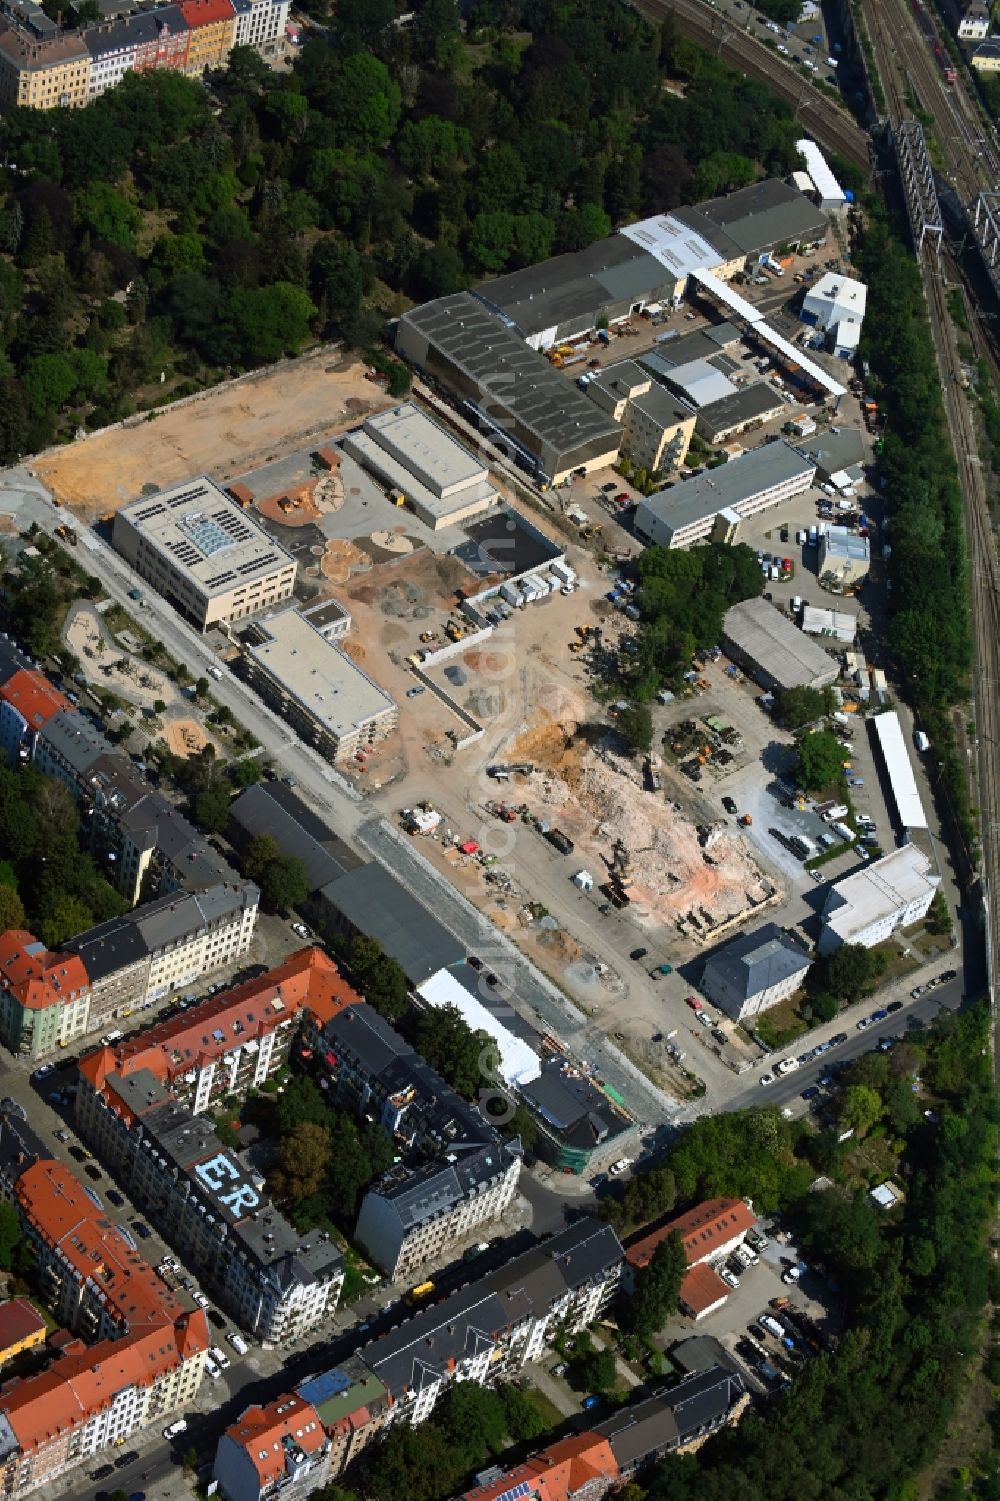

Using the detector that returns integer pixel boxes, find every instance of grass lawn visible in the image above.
[523,1386,564,1431]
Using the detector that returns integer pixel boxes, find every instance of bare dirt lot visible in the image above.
[34,349,393,522]
[163,716,216,759]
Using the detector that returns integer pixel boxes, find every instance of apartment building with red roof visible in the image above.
[178,0,235,71]
[0,1302,45,1367]
[0,669,69,766]
[0,933,90,1061]
[79,946,359,1116]
[214,1392,330,1501]
[0,1122,208,1497]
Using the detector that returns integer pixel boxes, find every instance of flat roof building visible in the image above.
[395,293,622,484]
[519,1055,636,1175]
[317,862,464,985]
[342,403,499,531]
[634,441,815,550]
[794,426,866,483]
[796,139,847,211]
[722,595,840,691]
[871,710,928,831]
[585,363,696,473]
[800,604,857,642]
[239,608,397,765]
[701,923,812,1022]
[818,845,938,954]
[801,273,867,358]
[417,968,540,1087]
[112,477,296,632]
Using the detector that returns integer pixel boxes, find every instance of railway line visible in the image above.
[863,0,1000,1023]
[627,0,871,169]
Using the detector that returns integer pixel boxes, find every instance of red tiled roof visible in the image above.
[0,931,89,1012]
[0,1300,45,1353]
[226,1394,326,1487]
[678,1262,729,1317]
[0,671,69,731]
[99,947,358,1093]
[625,1198,755,1273]
[15,1160,188,1332]
[178,0,235,24]
[461,1434,620,1501]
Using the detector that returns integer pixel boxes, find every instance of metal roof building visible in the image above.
[722,596,840,691]
[871,710,928,830]
[318,863,464,984]
[694,381,788,443]
[634,440,815,550]
[395,294,622,485]
[796,139,847,212]
[800,604,857,643]
[418,968,541,1087]
[229,782,359,894]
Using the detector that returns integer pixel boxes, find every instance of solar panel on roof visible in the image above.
[495,1482,531,1501]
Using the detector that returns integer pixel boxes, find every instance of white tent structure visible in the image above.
[418,969,542,1087]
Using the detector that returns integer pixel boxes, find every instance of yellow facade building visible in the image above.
[179,0,236,73]
[0,23,90,109]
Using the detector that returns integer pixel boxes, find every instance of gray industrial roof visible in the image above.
[673,179,828,260]
[599,1367,745,1462]
[473,237,669,338]
[319,863,464,984]
[695,381,786,435]
[636,440,814,542]
[629,384,695,429]
[521,1060,632,1149]
[644,326,740,371]
[398,294,622,467]
[722,595,840,690]
[794,426,866,474]
[702,922,810,1002]
[229,783,358,894]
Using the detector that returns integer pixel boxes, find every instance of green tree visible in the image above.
[230,758,263,789]
[819,943,889,1002]
[309,239,365,335]
[925,890,952,937]
[343,934,409,1021]
[193,785,232,833]
[776,685,834,729]
[0,1202,22,1270]
[567,1332,617,1394]
[500,1384,548,1442]
[795,729,846,791]
[839,1083,883,1137]
[260,854,308,913]
[75,182,142,250]
[434,1380,507,1468]
[617,702,653,755]
[269,1121,331,1203]
[243,834,281,883]
[0,884,25,934]
[627,1231,688,1336]
[414,1004,495,1098]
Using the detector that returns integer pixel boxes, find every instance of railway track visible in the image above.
[627,0,871,169]
[864,0,1000,1021]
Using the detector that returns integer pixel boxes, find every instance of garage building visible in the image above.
[722,596,840,691]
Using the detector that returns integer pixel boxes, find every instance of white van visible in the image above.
[227,1331,249,1356]
[163,1418,188,1440]
[210,1345,231,1370]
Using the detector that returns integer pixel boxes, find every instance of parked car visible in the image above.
[406,685,425,698]
[871,1008,889,1022]
[609,1157,632,1176]
[910,985,925,999]
[205,1356,222,1380]
[722,796,738,814]
[115,1451,139,1469]
[939,969,957,982]
[163,1419,188,1440]
[830,1032,848,1046]
[92,1465,115,1481]
[886,1000,903,1014]
[228,1331,250,1356]
[696,1011,714,1027]
[759,1073,774,1087]
[33,1064,54,1079]
[685,996,702,1011]
[582,1395,603,1411]
[801,1086,820,1102]
[194,1293,211,1309]
[131,1220,151,1239]
[107,1189,125,1207]
[720,1267,740,1288]
[85,1164,101,1181]
[553,1362,569,1377]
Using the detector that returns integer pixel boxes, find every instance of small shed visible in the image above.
[572,869,594,891]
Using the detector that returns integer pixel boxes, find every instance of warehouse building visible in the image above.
[395,294,622,484]
[800,273,867,358]
[694,382,788,444]
[796,139,847,212]
[342,403,499,531]
[634,441,815,550]
[722,596,840,691]
[316,862,464,985]
[818,527,870,591]
[228,781,360,895]
[818,845,938,954]
[238,607,397,765]
[112,477,297,632]
[701,923,812,1022]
